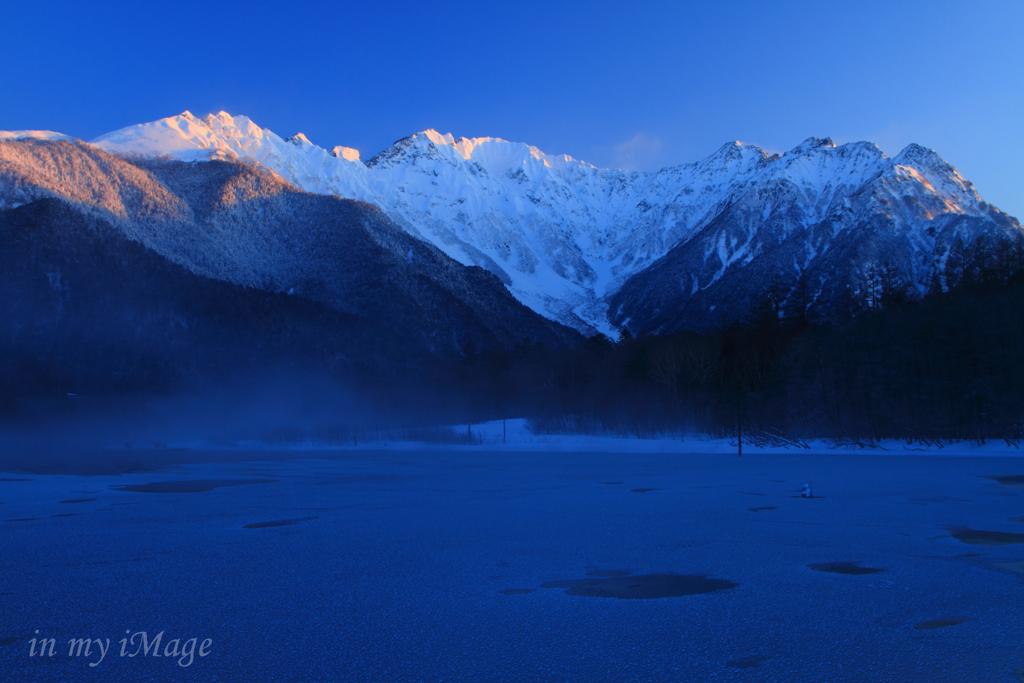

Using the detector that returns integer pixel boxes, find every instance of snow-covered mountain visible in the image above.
[77,112,1023,334]
[0,138,577,356]
[609,139,1021,333]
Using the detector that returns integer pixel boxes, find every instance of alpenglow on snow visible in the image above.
[60,112,1021,334]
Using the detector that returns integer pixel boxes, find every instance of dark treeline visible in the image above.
[435,244,1024,446]
[5,230,1024,447]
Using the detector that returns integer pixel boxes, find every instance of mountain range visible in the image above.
[2,112,1021,350]
[0,137,578,400]
[67,112,1024,334]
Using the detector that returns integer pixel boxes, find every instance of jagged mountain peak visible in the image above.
[884,143,983,213]
[787,136,837,156]
[710,140,759,156]
[367,128,591,175]
[285,132,314,147]
[893,142,954,174]
[80,112,1019,334]
[773,139,888,173]
[689,141,770,175]
[92,111,259,160]
[330,145,361,162]
[421,129,457,147]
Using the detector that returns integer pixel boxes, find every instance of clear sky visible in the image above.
[2,0,1021,218]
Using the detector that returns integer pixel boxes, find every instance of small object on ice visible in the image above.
[801,483,813,498]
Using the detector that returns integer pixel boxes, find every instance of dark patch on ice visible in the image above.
[6,518,40,522]
[585,569,632,577]
[739,491,765,496]
[790,495,825,498]
[602,481,623,485]
[1009,517,1024,523]
[316,474,408,484]
[951,529,1024,546]
[808,562,885,575]
[50,513,79,517]
[631,488,662,493]
[112,479,278,493]
[0,637,18,646]
[914,617,970,630]
[985,475,1024,489]
[499,588,535,595]
[993,560,1024,573]
[541,573,738,599]
[956,553,982,557]
[59,498,96,504]
[0,478,33,482]
[495,562,511,568]
[748,506,777,512]
[243,516,317,529]
[726,654,770,669]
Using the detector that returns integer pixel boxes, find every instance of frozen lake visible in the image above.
[2,447,1023,681]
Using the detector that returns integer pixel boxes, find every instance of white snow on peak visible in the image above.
[331,146,361,162]
[0,130,76,142]
[93,111,277,161]
[785,136,837,156]
[887,143,983,213]
[88,113,997,334]
[286,132,314,147]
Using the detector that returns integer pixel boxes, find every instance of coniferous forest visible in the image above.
[403,244,1024,446]
[6,237,1024,448]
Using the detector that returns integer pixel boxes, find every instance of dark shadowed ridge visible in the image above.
[0,197,418,395]
[0,139,580,357]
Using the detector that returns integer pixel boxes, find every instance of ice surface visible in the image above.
[156,418,1024,458]
[2,445,1022,681]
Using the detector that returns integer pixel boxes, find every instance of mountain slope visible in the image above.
[0,139,579,356]
[88,112,1022,334]
[90,113,783,332]
[608,141,1022,332]
[0,197,414,396]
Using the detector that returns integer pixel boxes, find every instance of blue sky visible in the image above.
[2,0,1021,218]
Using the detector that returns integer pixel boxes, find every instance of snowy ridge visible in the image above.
[91,113,1015,334]
[0,130,76,142]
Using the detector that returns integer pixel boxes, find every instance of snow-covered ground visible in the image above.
[156,418,1024,458]
[2,440,1022,681]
